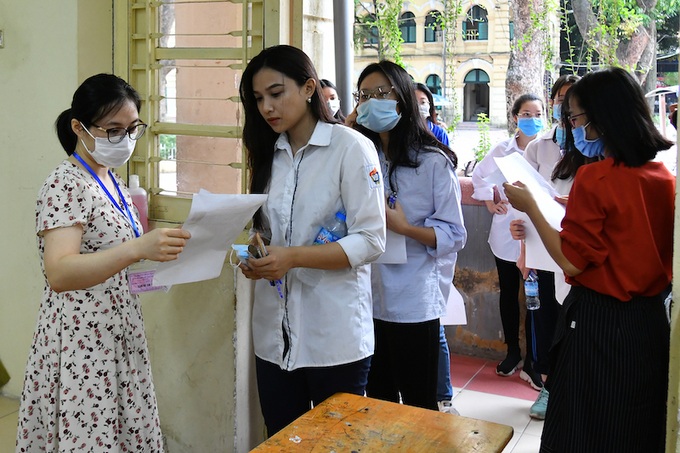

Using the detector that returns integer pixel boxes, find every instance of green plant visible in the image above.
[440,0,463,134]
[473,113,491,162]
[354,0,404,67]
[159,134,176,160]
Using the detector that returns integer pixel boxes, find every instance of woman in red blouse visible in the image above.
[504,67,674,453]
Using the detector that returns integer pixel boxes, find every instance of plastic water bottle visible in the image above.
[524,270,540,310]
[128,175,149,233]
[313,211,347,244]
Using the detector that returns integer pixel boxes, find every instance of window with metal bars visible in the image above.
[116,0,277,224]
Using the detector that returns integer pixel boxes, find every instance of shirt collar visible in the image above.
[274,120,333,152]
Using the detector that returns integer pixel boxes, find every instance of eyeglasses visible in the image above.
[517,112,542,118]
[92,123,148,144]
[568,112,586,127]
[353,86,395,103]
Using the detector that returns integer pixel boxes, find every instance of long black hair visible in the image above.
[55,73,141,155]
[355,61,457,194]
[239,45,335,229]
[567,67,673,167]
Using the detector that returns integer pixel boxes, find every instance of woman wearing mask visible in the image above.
[347,60,466,411]
[320,78,346,122]
[16,73,191,451]
[471,93,544,390]
[414,82,449,146]
[238,45,385,436]
[504,67,673,452]
[515,74,579,419]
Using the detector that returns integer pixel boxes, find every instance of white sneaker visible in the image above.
[437,400,460,415]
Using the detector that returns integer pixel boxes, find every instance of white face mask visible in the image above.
[418,102,431,118]
[327,99,341,116]
[80,123,136,168]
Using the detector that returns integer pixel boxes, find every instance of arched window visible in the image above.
[464,69,490,84]
[426,74,442,95]
[463,6,488,41]
[400,12,416,43]
[424,11,442,43]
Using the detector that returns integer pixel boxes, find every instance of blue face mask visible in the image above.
[517,117,544,137]
[552,103,562,122]
[572,122,605,157]
[555,126,566,148]
[356,99,401,133]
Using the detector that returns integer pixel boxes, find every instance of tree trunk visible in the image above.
[570,0,657,84]
[505,0,547,133]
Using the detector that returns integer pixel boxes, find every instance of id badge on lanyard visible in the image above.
[73,153,167,293]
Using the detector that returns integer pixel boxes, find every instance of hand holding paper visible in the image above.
[493,153,565,273]
[153,191,267,286]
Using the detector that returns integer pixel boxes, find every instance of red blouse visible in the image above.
[560,158,674,301]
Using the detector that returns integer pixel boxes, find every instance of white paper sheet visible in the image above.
[494,153,566,273]
[440,285,467,325]
[153,191,267,286]
[375,229,407,264]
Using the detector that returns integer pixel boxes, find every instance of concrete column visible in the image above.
[333,0,354,113]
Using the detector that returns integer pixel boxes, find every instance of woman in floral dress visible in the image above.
[16,74,191,452]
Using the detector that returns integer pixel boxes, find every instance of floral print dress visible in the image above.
[16,161,163,452]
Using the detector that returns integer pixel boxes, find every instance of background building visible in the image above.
[354,0,560,128]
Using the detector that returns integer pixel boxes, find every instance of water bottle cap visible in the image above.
[129,174,140,189]
[335,211,346,222]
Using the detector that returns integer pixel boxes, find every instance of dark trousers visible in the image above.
[494,257,523,354]
[255,356,371,437]
[366,318,440,411]
[532,270,561,376]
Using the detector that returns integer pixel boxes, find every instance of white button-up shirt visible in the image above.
[252,121,386,371]
[471,136,522,262]
[372,147,467,323]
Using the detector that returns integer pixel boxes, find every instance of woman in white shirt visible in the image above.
[238,45,386,436]
[471,94,544,389]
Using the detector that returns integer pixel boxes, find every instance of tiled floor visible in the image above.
[448,353,544,452]
[0,354,543,453]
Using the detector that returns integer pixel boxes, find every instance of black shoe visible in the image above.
[520,359,544,390]
[496,351,521,376]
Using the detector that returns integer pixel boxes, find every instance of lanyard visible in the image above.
[73,153,141,238]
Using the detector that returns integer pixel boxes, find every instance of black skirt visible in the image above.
[540,286,670,453]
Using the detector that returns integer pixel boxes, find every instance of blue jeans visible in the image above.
[437,325,453,401]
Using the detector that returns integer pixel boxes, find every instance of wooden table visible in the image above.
[251,392,513,452]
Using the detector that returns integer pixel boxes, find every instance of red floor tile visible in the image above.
[450,354,539,401]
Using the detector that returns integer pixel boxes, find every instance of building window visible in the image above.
[464,69,491,84]
[120,0,275,223]
[424,11,443,43]
[400,12,416,43]
[426,74,442,95]
[463,6,488,41]
[358,14,380,47]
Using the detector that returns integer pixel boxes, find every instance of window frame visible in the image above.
[399,11,416,44]
[113,0,280,224]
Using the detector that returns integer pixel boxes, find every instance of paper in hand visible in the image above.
[153,190,267,286]
[494,153,565,273]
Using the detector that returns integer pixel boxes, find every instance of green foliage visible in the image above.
[514,0,558,68]
[473,113,492,162]
[354,0,404,67]
[159,134,176,160]
[440,0,464,134]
